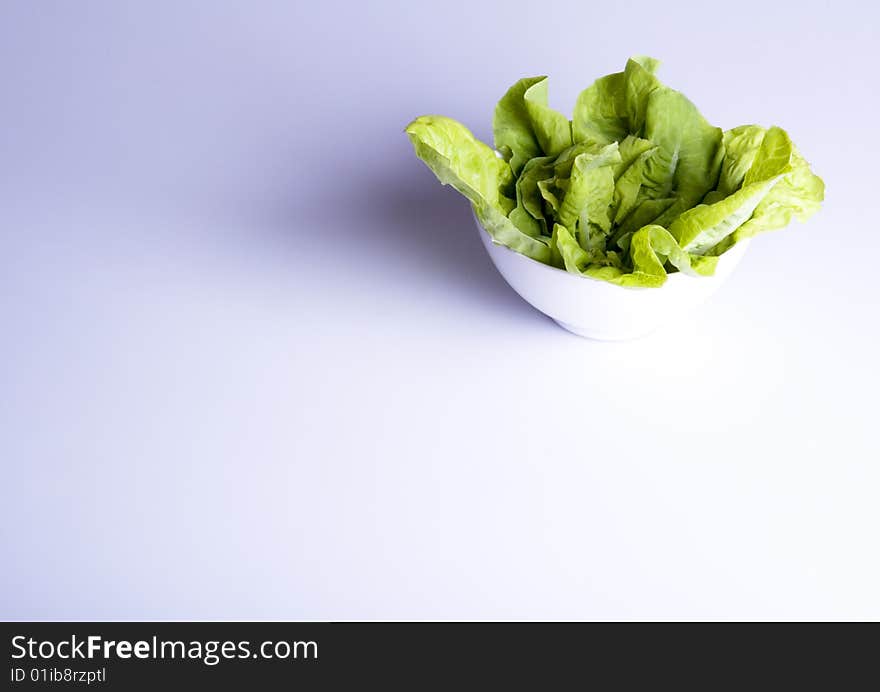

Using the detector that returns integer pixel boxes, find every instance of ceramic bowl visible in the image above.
[474,211,749,340]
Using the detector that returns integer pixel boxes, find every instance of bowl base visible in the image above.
[552,319,655,341]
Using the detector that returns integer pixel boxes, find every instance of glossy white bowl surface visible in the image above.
[474,212,748,340]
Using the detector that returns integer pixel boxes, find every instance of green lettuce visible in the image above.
[404,115,551,263]
[406,57,824,288]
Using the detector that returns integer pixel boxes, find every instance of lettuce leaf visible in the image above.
[493,77,545,176]
[669,126,792,254]
[556,222,713,288]
[494,76,571,174]
[572,57,659,149]
[733,147,825,241]
[405,115,551,263]
[671,126,824,254]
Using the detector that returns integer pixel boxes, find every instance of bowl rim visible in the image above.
[471,206,749,287]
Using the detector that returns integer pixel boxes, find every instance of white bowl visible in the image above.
[474,212,749,340]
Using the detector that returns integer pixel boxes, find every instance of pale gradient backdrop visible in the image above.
[2,0,879,620]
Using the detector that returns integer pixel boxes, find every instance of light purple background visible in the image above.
[3,1,879,620]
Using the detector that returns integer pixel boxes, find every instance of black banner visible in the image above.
[1,621,873,688]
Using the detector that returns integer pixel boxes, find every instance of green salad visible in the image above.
[406,57,824,288]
